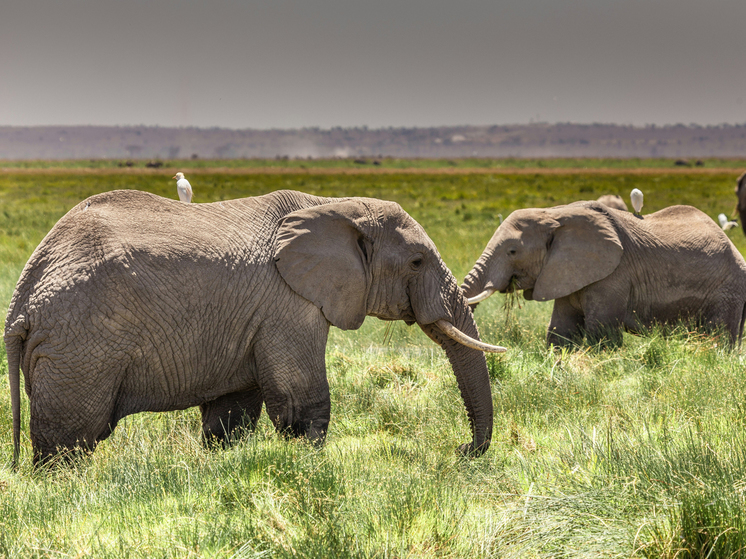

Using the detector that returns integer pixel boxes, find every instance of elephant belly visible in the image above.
[623,295,725,332]
[117,356,259,415]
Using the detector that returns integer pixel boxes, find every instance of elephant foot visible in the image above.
[32,442,94,469]
[200,389,264,448]
[201,409,258,449]
[279,418,328,447]
[457,439,490,458]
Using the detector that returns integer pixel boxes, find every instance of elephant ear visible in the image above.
[274,202,373,330]
[531,205,623,301]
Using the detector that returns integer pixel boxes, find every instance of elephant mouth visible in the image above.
[468,276,524,306]
[500,275,522,294]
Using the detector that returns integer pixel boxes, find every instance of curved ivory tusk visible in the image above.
[435,319,507,353]
[466,288,496,305]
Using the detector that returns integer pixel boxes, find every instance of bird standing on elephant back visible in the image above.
[5,189,504,466]
[734,171,746,236]
[462,201,746,348]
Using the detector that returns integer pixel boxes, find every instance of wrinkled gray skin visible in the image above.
[6,189,493,465]
[463,201,746,347]
[735,171,746,236]
[596,194,628,212]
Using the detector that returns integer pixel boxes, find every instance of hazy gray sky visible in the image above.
[2,0,745,129]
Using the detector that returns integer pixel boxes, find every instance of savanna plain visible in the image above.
[3,160,746,558]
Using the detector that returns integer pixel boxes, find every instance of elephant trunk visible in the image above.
[462,251,512,306]
[420,288,495,456]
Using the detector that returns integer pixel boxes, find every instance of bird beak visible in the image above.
[172,175,177,179]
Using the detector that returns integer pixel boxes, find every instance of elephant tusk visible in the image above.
[466,288,496,305]
[435,319,507,353]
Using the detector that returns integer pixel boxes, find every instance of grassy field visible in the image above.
[2,163,746,557]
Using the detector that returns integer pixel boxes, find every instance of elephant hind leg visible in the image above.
[31,406,107,467]
[200,388,263,447]
[29,358,121,466]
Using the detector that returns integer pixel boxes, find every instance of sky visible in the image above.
[2,0,745,129]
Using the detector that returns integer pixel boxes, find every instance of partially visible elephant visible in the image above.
[462,201,746,347]
[6,189,503,465]
[734,171,746,236]
[596,194,628,212]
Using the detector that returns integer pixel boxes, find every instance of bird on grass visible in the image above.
[630,188,643,215]
[173,172,193,203]
[718,213,739,231]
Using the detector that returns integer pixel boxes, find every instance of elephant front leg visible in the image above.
[581,288,627,347]
[255,313,332,445]
[200,388,264,446]
[546,297,584,347]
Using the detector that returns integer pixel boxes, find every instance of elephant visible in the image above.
[5,189,504,465]
[734,171,746,236]
[596,194,628,212]
[462,201,746,347]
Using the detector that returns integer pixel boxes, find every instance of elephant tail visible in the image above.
[5,322,24,469]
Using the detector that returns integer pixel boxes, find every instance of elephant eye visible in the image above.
[508,249,517,256]
[410,257,423,270]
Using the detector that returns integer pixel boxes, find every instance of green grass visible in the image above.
[2,165,746,557]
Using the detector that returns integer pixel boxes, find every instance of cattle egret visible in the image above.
[173,172,193,203]
[718,213,738,231]
[630,188,643,215]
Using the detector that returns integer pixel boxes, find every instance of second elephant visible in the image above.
[462,201,746,346]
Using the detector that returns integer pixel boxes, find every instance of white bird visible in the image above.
[718,213,739,231]
[630,188,643,215]
[173,172,193,203]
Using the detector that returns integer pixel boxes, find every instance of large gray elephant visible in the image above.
[734,171,746,236]
[5,189,503,465]
[462,201,746,347]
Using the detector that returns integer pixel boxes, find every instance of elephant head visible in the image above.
[462,204,623,304]
[274,198,503,455]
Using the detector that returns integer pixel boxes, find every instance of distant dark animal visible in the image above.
[353,159,368,165]
[734,171,746,236]
[146,160,164,168]
[695,160,705,167]
[596,194,628,211]
[117,160,134,168]
[674,159,691,167]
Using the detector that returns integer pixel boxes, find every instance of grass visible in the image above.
[2,162,746,557]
